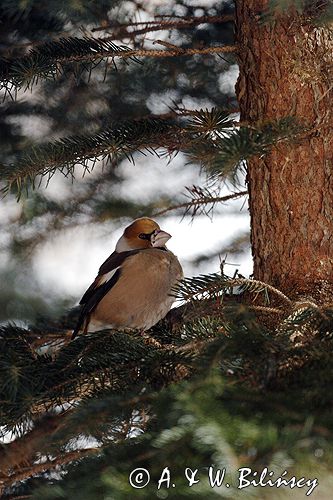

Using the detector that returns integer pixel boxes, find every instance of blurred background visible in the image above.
[0,0,251,324]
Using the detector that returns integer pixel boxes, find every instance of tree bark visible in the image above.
[235,1,333,298]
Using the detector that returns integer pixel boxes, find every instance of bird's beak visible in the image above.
[151,229,172,248]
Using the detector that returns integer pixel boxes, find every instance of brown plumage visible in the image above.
[72,218,183,338]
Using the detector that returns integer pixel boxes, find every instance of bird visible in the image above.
[72,217,183,339]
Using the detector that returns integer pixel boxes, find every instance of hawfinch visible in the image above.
[72,218,183,339]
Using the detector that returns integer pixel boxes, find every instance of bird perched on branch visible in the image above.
[72,218,183,339]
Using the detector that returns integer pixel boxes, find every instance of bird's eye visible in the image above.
[139,233,150,240]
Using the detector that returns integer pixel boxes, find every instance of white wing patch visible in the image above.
[98,266,121,285]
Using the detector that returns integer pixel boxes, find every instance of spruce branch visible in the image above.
[92,14,235,37]
[173,274,293,306]
[0,36,236,93]
[1,119,179,198]
[249,305,284,314]
[106,45,237,59]
[187,116,306,174]
[2,292,333,496]
[0,326,194,432]
[0,14,232,55]
[1,109,233,197]
[0,448,100,493]
[186,107,236,135]
[0,111,304,198]
[0,413,66,474]
[280,300,333,338]
[154,188,247,217]
[0,37,141,92]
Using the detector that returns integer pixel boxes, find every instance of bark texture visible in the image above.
[235,1,333,297]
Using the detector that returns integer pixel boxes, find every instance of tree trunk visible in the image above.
[235,1,333,298]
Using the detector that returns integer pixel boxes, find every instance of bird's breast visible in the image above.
[91,248,182,331]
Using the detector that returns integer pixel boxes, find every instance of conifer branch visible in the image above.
[174,274,293,306]
[0,38,141,91]
[236,278,292,305]
[249,305,284,314]
[0,325,194,432]
[1,119,179,198]
[187,117,306,172]
[154,189,247,216]
[0,448,100,492]
[0,36,236,93]
[0,112,303,198]
[105,45,237,59]
[0,413,66,474]
[92,15,235,36]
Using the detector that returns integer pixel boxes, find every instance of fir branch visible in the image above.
[0,326,194,431]
[1,119,179,198]
[187,116,306,174]
[174,274,293,306]
[0,112,303,198]
[234,278,293,305]
[0,37,141,91]
[92,14,235,37]
[280,300,333,338]
[105,45,237,59]
[249,305,284,314]
[0,109,235,197]
[154,188,247,217]
[0,448,100,492]
[0,36,237,92]
[0,413,65,474]
[1,14,234,55]
[185,107,236,137]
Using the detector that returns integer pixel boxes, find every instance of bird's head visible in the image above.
[116,218,172,252]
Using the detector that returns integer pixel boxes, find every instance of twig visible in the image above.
[110,45,237,60]
[2,16,235,57]
[6,496,32,499]
[0,448,100,491]
[4,44,237,80]
[0,413,69,475]
[92,15,235,35]
[230,278,293,305]
[153,190,248,216]
[164,339,213,353]
[249,305,284,314]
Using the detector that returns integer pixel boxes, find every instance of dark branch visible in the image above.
[153,190,248,216]
[93,15,235,39]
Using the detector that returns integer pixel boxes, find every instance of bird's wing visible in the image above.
[72,249,139,338]
[79,250,139,304]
